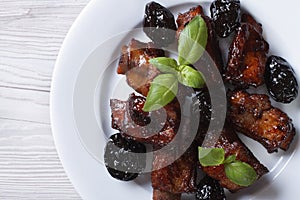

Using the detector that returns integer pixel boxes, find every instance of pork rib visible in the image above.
[228,90,296,153]
[151,145,197,194]
[225,14,269,87]
[117,39,165,97]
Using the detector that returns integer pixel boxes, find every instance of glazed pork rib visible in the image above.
[176,5,204,39]
[200,123,269,192]
[117,39,165,97]
[176,5,224,72]
[228,90,296,153]
[151,145,197,195]
[110,93,180,146]
[225,13,269,87]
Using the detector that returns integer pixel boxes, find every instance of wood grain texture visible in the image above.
[0,87,49,124]
[0,0,91,199]
[0,119,80,199]
[0,0,90,92]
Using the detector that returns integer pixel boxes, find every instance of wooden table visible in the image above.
[0,0,90,199]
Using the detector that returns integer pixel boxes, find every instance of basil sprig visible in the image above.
[198,147,258,187]
[143,58,205,112]
[143,16,207,112]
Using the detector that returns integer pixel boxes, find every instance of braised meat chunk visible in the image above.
[110,93,180,146]
[228,90,296,153]
[176,5,204,39]
[117,39,165,96]
[176,5,223,72]
[151,146,197,194]
[225,13,269,87]
[200,124,269,192]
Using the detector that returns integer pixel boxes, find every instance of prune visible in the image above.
[265,55,298,103]
[194,87,212,125]
[104,133,146,181]
[128,93,151,126]
[196,175,226,200]
[192,86,211,137]
[210,0,240,38]
[143,1,177,47]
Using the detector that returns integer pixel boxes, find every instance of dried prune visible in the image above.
[196,175,226,200]
[265,55,298,103]
[192,87,212,144]
[193,87,212,126]
[143,1,177,47]
[210,0,240,38]
[128,93,151,126]
[104,133,146,181]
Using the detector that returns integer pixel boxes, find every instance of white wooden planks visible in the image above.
[0,0,91,199]
[0,119,80,199]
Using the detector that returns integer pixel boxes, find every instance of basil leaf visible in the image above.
[143,74,178,112]
[149,57,179,74]
[225,161,258,187]
[198,147,225,167]
[178,65,205,88]
[178,16,208,65]
[224,155,237,164]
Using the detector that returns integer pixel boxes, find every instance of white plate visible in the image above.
[50,0,300,199]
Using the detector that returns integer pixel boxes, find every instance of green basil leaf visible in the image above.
[143,74,178,112]
[198,147,225,167]
[224,155,237,164]
[177,65,205,88]
[225,161,258,187]
[178,16,208,65]
[149,57,179,74]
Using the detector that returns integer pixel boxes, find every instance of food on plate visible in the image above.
[144,1,177,47]
[196,175,226,200]
[210,0,241,38]
[176,5,223,72]
[104,133,146,181]
[225,13,269,88]
[110,93,180,146]
[151,145,197,195]
[142,12,208,111]
[104,1,298,199]
[265,55,299,103]
[199,123,269,192]
[228,90,296,153]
